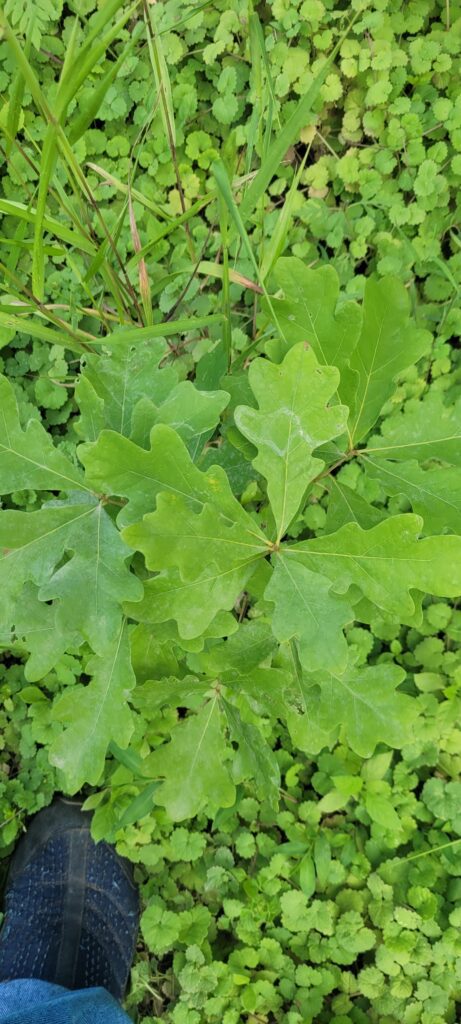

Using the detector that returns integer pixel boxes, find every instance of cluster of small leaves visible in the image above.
[1,0,461,343]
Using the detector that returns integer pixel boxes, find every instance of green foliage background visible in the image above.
[1,0,461,1022]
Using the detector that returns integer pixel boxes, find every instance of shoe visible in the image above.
[0,797,139,1000]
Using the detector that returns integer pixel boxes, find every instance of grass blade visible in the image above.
[5,14,34,157]
[0,311,96,354]
[126,194,213,271]
[69,23,144,143]
[239,11,360,222]
[144,0,196,261]
[87,163,171,221]
[212,160,286,345]
[259,148,310,281]
[217,191,232,368]
[57,3,139,113]
[101,313,225,345]
[0,199,95,254]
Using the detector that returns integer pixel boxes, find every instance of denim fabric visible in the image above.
[0,979,132,1023]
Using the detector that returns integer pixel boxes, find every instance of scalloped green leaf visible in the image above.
[80,423,254,528]
[287,514,461,621]
[340,278,431,445]
[50,620,136,792]
[265,554,353,674]
[235,343,348,540]
[144,697,235,821]
[363,457,461,534]
[0,502,142,652]
[365,392,461,466]
[265,258,362,369]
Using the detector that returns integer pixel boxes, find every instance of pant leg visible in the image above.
[0,979,133,1024]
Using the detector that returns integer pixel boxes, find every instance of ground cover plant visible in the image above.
[1,0,461,1021]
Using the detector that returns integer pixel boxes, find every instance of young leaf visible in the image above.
[299,854,316,899]
[130,381,229,458]
[76,339,228,455]
[314,835,332,891]
[265,555,353,673]
[50,620,136,791]
[132,676,209,713]
[238,666,297,723]
[235,343,348,541]
[340,278,431,445]
[193,620,277,679]
[144,697,235,820]
[113,781,161,831]
[287,514,461,620]
[265,259,362,369]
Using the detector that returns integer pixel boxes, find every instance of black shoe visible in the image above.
[0,797,139,1000]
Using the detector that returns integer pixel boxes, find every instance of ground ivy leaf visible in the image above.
[80,423,256,528]
[124,562,257,640]
[235,343,348,540]
[144,697,235,820]
[340,278,431,445]
[222,698,281,808]
[287,513,461,620]
[75,337,177,440]
[0,375,89,494]
[364,391,461,466]
[363,457,461,534]
[123,493,267,581]
[304,662,417,757]
[265,555,352,674]
[265,258,362,370]
[50,620,135,791]
[0,502,142,652]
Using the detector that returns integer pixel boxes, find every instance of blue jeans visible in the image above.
[0,980,132,1023]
